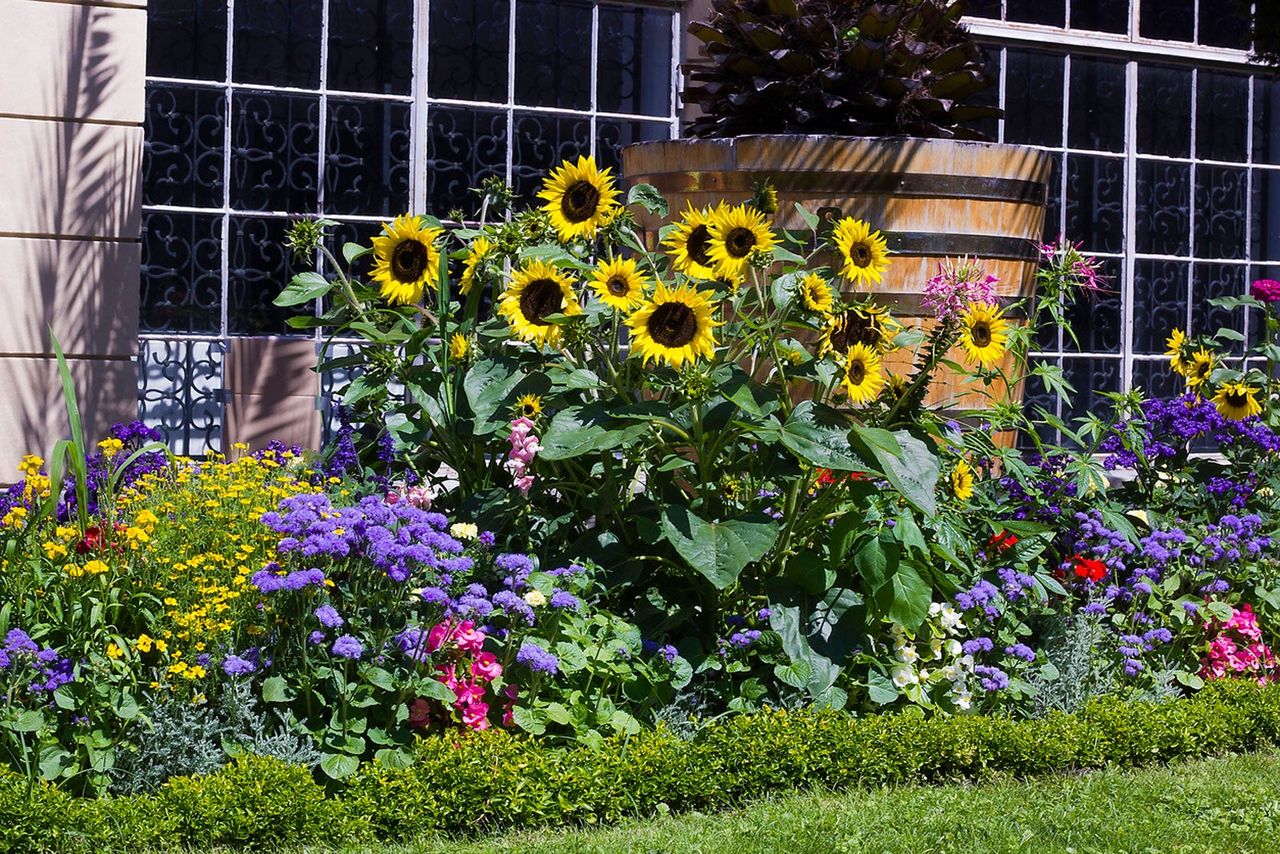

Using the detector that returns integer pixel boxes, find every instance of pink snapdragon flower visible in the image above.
[504,417,542,497]
[386,480,433,509]
[1251,278,1280,303]
[922,257,999,319]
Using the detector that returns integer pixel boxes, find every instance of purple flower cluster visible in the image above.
[956,580,1001,619]
[0,629,74,696]
[1202,513,1270,563]
[996,567,1036,601]
[973,664,1009,691]
[515,640,558,675]
[1101,394,1280,473]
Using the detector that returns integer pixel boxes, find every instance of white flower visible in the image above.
[891,664,919,688]
[945,639,963,658]
[959,654,975,670]
[930,637,945,660]
[450,522,479,540]
[929,602,942,617]
[917,667,930,682]
[523,589,548,607]
[894,644,919,664]
[941,663,961,682]
[939,604,964,632]
[955,689,973,710]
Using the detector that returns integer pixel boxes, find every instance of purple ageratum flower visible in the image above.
[308,630,327,646]
[314,604,344,629]
[515,641,559,675]
[251,570,286,593]
[4,629,36,654]
[549,590,582,611]
[1143,628,1173,645]
[757,608,773,621]
[1083,602,1108,615]
[221,654,256,676]
[973,664,1009,691]
[1124,658,1145,676]
[659,644,679,663]
[1004,643,1035,662]
[284,568,326,590]
[397,626,431,664]
[962,637,994,655]
[728,630,762,649]
[331,635,363,660]
[478,531,496,547]
[492,590,536,625]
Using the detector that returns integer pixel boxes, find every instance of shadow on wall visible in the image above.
[3,3,141,465]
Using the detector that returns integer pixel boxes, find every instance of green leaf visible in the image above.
[774,659,813,689]
[362,666,396,692]
[6,710,45,732]
[374,748,416,770]
[893,510,927,555]
[794,202,820,230]
[512,706,547,735]
[771,246,808,265]
[609,710,642,735]
[853,535,897,592]
[867,669,899,705]
[771,401,868,471]
[261,676,293,703]
[627,183,669,218]
[875,561,932,631]
[463,355,524,428]
[660,506,780,590]
[416,679,456,704]
[342,242,371,264]
[848,427,940,516]
[113,694,140,721]
[539,404,647,461]
[341,376,381,407]
[275,271,332,307]
[319,752,360,780]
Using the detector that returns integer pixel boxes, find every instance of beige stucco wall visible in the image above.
[0,0,144,476]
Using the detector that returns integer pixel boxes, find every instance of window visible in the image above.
[139,0,680,452]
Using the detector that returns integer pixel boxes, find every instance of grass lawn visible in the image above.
[371,751,1280,853]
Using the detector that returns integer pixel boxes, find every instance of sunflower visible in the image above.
[459,236,496,296]
[590,256,649,312]
[706,204,778,280]
[1184,348,1215,391]
[958,302,1009,369]
[951,459,975,502]
[799,273,835,315]
[498,260,583,347]
[841,343,886,405]
[662,204,719,280]
[1213,381,1263,420]
[818,305,898,357]
[627,283,719,369]
[831,217,890,287]
[538,155,621,243]
[449,333,470,361]
[371,214,443,305]
[513,394,543,420]
[1165,327,1189,374]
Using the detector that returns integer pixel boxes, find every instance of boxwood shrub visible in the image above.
[4,680,1280,852]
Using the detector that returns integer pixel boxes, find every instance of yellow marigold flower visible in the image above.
[135,634,154,653]
[84,559,110,575]
[98,437,125,459]
[125,526,150,546]
[107,643,124,660]
[42,542,68,560]
[185,665,207,680]
[135,509,159,529]
[154,639,167,653]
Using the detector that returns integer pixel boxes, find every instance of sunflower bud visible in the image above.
[284,217,332,265]
[749,178,779,216]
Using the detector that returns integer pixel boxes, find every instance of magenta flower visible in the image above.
[1251,278,1280,302]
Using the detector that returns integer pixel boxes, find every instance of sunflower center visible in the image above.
[561,180,601,224]
[1225,391,1248,408]
[647,302,698,348]
[606,275,630,297]
[519,279,564,325]
[849,241,873,268]
[835,311,881,353]
[726,226,757,259]
[687,225,713,267]
[847,359,867,385]
[971,321,992,348]
[391,239,430,283]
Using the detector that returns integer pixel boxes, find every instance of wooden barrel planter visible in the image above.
[622,136,1053,434]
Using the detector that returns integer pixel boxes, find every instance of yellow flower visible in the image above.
[706,204,777,280]
[1213,381,1263,420]
[799,273,835,315]
[662,204,719,280]
[106,643,124,660]
[538,155,621,243]
[498,260,583,347]
[841,343,886,406]
[523,589,548,607]
[449,332,470,361]
[459,236,496,296]
[185,665,207,680]
[590,256,650,312]
[155,639,168,653]
[1165,327,1189,374]
[84,559,110,575]
[135,634,154,653]
[125,526,150,547]
[98,437,125,459]
[18,455,44,477]
[2,506,28,528]
[370,214,443,305]
[951,459,975,502]
[42,541,68,560]
[1184,348,1215,391]
[627,283,720,369]
[135,509,159,530]
[513,394,543,420]
[832,217,891,287]
[958,302,1009,369]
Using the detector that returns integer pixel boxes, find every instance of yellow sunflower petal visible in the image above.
[627,283,719,369]
[831,217,891,287]
[537,155,621,243]
[370,214,443,305]
[590,256,650,312]
[498,260,583,347]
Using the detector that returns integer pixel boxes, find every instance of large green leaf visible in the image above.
[539,404,647,461]
[660,506,779,590]
[766,578,864,697]
[848,427,940,516]
[771,400,868,471]
[463,355,524,428]
[275,271,332,306]
[874,560,932,631]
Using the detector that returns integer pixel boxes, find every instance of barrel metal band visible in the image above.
[643,171,1048,205]
[883,232,1042,262]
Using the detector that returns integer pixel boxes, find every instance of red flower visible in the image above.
[815,468,867,487]
[75,526,105,554]
[1071,554,1107,583]
[407,697,433,731]
[988,531,1019,553]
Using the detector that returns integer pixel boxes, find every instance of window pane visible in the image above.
[1251,170,1280,262]
[228,216,309,334]
[1197,2,1249,48]
[1192,263,1247,354]
[141,212,222,334]
[147,0,228,81]
[232,0,323,88]
[1254,78,1280,166]
[429,0,510,102]
[327,0,414,95]
[1139,0,1192,42]
[965,0,1001,18]
[230,92,320,212]
[1070,0,1129,34]
[144,83,225,208]
[1006,0,1063,26]
[1061,358,1121,429]
[1137,65,1192,157]
[1065,154,1124,254]
[1068,56,1126,152]
[598,7,673,117]
[1194,166,1248,259]
[514,0,592,110]
[1196,71,1248,162]
[1041,152,1064,243]
[1132,259,1190,353]
[1003,49,1063,147]
[1136,160,1191,256]
[511,111,591,203]
[324,99,411,217]
[1131,359,1184,400]
[596,120,670,177]
[1063,257,1124,354]
[426,107,509,218]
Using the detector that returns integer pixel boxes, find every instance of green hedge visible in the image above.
[6,681,1280,852]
